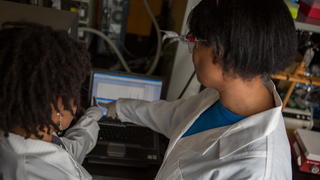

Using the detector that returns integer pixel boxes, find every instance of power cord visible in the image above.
[143,0,162,75]
[78,0,162,75]
[178,71,196,99]
[79,27,132,73]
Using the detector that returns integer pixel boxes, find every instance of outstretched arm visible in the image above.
[61,106,102,164]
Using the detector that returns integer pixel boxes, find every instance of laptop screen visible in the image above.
[90,71,162,106]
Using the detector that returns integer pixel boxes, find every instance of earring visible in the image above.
[57,112,63,136]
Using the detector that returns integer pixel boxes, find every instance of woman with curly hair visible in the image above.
[0,22,102,180]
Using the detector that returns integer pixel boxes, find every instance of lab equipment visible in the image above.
[283,107,313,129]
[300,0,320,18]
[89,69,162,105]
[86,69,163,166]
[81,0,161,75]
[291,129,320,175]
[165,0,202,100]
[0,1,78,39]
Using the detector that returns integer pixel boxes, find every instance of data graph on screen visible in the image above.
[90,72,162,105]
[97,83,145,100]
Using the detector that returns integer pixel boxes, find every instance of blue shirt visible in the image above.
[182,100,245,138]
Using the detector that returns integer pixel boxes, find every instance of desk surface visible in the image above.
[84,162,159,180]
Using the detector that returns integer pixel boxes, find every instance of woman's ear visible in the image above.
[211,44,224,64]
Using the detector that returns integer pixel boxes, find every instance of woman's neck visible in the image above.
[218,77,274,116]
[11,127,53,142]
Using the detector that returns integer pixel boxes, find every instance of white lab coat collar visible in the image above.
[218,81,282,158]
[166,80,283,160]
[164,88,219,159]
[217,106,281,158]
[6,132,61,155]
[5,132,82,175]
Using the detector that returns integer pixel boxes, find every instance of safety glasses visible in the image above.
[180,33,207,53]
[184,33,203,53]
[161,30,206,53]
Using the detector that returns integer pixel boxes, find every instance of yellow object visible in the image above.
[289,7,299,19]
[70,7,78,13]
[126,0,162,36]
[272,61,320,108]
[285,0,299,19]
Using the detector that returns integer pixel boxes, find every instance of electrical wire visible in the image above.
[143,0,162,75]
[178,71,196,99]
[79,27,132,73]
[120,42,140,58]
[79,0,162,75]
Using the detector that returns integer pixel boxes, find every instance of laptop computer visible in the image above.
[86,69,163,167]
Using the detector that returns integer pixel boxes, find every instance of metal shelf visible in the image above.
[79,19,90,25]
[69,0,90,3]
[295,13,320,34]
[295,21,320,34]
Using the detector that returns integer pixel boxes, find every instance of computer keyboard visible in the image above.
[98,126,155,148]
[99,117,126,127]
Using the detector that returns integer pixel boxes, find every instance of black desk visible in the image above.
[83,162,160,180]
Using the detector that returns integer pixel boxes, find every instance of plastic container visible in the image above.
[300,0,320,18]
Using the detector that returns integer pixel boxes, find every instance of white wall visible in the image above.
[166,0,202,101]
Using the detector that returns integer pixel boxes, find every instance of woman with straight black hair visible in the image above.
[100,0,298,179]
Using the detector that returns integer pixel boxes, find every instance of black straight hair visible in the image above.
[188,0,298,79]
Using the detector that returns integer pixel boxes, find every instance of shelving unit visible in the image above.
[67,0,95,45]
[50,0,95,44]
[272,13,320,108]
[295,12,320,33]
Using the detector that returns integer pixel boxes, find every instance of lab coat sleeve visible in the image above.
[61,106,102,164]
[115,98,187,138]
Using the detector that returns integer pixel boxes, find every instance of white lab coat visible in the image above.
[116,81,292,180]
[0,107,102,180]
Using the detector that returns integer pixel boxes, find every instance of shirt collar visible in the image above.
[4,132,61,154]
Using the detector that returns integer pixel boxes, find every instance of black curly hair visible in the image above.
[0,22,91,139]
[188,0,298,79]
